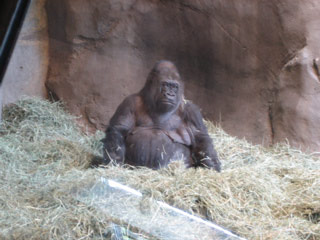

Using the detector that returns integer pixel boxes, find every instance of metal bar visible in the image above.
[107,179,246,240]
[0,0,31,84]
[76,177,247,240]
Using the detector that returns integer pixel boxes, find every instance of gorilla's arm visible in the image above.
[101,95,136,165]
[184,102,221,172]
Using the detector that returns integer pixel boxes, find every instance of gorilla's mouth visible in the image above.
[160,99,174,105]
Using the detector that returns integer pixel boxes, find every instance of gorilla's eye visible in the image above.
[161,81,179,94]
[161,82,169,90]
[163,82,169,87]
[172,84,179,92]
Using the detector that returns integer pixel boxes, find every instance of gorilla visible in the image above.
[101,60,221,172]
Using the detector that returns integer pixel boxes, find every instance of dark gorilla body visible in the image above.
[101,61,221,171]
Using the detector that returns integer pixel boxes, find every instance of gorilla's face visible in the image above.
[156,78,181,113]
[142,60,184,115]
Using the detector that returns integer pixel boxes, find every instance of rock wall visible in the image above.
[272,1,320,151]
[1,0,49,105]
[3,0,320,151]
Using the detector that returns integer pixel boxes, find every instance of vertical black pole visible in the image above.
[0,0,31,84]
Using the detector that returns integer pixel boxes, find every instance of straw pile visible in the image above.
[0,97,319,240]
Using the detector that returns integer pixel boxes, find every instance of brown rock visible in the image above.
[273,0,320,151]
[45,0,320,151]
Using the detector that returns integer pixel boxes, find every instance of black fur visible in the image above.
[99,60,221,172]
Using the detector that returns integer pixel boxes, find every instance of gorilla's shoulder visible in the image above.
[184,100,202,116]
[183,100,206,130]
[111,94,141,118]
[118,94,142,108]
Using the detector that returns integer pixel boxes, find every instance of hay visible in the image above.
[0,97,319,240]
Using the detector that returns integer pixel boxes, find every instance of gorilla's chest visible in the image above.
[123,111,193,169]
[125,127,192,169]
[133,111,192,146]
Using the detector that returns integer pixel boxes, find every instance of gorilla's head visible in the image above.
[141,60,184,115]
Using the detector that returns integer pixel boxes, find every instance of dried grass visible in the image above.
[0,97,319,240]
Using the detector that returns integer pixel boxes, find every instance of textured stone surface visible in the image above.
[1,0,49,106]
[272,1,320,151]
[44,0,320,151]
